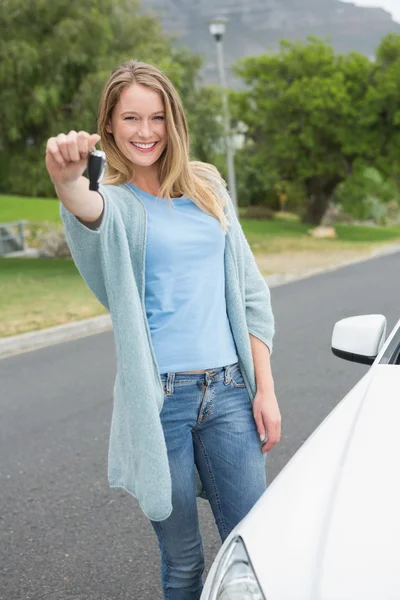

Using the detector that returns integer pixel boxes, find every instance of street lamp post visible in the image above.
[209,17,238,215]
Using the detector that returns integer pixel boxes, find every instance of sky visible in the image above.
[341,0,400,23]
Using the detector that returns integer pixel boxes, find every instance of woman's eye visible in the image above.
[124,116,163,121]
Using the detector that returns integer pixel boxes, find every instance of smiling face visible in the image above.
[106,83,167,172]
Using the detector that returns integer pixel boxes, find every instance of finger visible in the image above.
[253,408,266,443]
[276,420,281,443]
[88,133,101,152]
[262,437,275,453]
[262,421,281,453]
[261,418,273,452]
[56,133,71,162]
[66,130,80,162]
[77,131,90,159]
[46,137,66,167]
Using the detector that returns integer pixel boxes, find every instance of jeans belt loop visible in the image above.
[224,365,231,385]
[166,372,175,396]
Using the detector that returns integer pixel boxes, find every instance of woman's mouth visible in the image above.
[130,142,158,153]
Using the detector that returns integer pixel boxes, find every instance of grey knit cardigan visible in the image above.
[60,180,275,521]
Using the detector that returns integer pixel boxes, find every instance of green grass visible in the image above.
[242,215,400,242]
[242,218,310,239]
[335,223,400,242]
[241,216,400,253]
[0,258,106,337]
[0,194,60,223]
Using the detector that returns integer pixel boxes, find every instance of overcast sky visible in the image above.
[341,0,400,23]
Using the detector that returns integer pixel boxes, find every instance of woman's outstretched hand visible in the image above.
[45,130,101,187]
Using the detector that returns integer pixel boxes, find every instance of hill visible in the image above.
[141,0,400,86]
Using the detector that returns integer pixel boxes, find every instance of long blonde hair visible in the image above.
[97,59,230,232]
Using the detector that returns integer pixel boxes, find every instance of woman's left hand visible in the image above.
[252,391,281,454]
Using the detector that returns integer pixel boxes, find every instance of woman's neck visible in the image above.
[130,165,160,196]
[131,181,160,196]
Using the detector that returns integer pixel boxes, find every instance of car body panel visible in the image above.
[239,365,400,600]
[202,345,400,599]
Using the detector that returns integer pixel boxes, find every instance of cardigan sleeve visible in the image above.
[225,190,275,354]
[60,183,112,311]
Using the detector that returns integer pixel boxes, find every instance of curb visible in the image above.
[1,242,400,360]
[0,315,112,359]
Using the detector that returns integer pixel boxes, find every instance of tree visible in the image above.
[231,37,381,224]
[334,165,400,223]
[368,34,400,182]
[0,0,224,196]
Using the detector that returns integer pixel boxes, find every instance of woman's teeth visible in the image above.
[131,142,157,152]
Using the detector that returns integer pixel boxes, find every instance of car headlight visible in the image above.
[208,536,265,600]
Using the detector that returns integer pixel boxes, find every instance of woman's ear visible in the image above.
[105,122,113,134]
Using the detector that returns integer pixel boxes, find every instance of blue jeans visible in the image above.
[150,362,267,600]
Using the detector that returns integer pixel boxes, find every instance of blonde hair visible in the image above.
[97,59,230,232]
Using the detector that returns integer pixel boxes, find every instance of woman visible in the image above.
[45,59,281,600]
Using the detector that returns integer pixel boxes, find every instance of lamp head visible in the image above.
[209,16,228,39]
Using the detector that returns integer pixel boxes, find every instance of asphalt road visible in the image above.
[1,251,399,600]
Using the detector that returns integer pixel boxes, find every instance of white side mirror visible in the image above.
[331,315,387,365]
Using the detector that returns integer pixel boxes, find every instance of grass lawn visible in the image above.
[242,215,400,254]
[0,258,106,337]
[0,194,60,223]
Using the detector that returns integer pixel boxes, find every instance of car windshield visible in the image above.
[379,323,400,365]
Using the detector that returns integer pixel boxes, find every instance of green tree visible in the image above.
[0,0,224,196]
[184,84,225,164]
[231,37,380,224]
[369,34,400,182]
[334,165,400,222]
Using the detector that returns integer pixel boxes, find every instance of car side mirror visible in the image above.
[331,315,387,365]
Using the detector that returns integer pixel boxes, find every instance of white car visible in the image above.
[201,314,400,600]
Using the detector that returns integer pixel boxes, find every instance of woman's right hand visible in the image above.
[45,130,101,187]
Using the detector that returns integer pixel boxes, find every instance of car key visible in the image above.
[88,149,106,191]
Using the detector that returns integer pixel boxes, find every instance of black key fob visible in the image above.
[88,150,106,191]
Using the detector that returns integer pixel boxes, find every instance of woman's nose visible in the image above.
[138,121,152,138]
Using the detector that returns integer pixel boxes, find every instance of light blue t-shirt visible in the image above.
[128,183,238,374]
